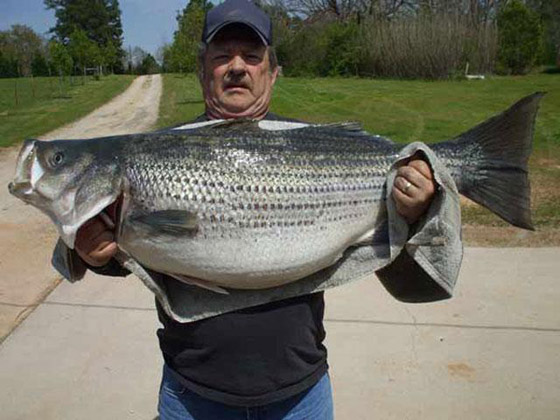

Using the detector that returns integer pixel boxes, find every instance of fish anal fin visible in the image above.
[353,229,376,246]
[133,210,198,235]
[167,273,230,295]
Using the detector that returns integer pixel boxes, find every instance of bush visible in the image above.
[322,23,361,76]
[276,23,327,77]
[497,0,543,75]
[358,15,497,79]
[277,22,362,77]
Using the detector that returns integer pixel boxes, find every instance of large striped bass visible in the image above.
[8,93,542,292]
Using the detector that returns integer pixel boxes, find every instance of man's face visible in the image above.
[202,26,278,119]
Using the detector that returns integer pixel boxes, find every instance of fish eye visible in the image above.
[49,151,65,168]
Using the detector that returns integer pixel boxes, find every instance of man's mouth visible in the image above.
[224,82,249,91]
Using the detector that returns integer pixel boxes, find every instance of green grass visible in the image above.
[0,75,135,148]
[156,74,205,129]
[158,73,559,153]
[158,73,560,237]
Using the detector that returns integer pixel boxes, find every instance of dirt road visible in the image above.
[0,74,162,341]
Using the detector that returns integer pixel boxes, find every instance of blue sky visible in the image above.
[0,0,199,56]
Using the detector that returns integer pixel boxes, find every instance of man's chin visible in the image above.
[220,100,256,115]
[206,96,268,119]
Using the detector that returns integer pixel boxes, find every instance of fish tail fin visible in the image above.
[433,92,544,230]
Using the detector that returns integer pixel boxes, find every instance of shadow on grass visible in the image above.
[176,99,204,105]
[542,67,560,74]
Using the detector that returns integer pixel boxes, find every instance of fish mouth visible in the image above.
[8,180,33,199]
[9,139,38,200]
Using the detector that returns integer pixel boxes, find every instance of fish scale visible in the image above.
[105,128,404,288]
[8,93,543,292]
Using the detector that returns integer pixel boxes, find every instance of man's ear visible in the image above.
[270,66,279,86]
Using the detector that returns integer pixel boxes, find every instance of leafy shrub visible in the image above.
[322,22,361,76]
[497,0,543,75]
[276,23,328,77]
[277,22,362,77]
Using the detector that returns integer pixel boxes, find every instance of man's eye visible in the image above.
[245,54,261,63]
[213,54,229,61]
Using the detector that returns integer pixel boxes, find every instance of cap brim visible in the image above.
[205,21,269,46]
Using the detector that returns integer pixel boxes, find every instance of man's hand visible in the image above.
[75,213,118,267]
[392,156,436,225]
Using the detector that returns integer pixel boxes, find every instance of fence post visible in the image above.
[32,75,36,99]
[14,79,19,106]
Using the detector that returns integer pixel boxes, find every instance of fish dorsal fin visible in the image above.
[133,210,198,235]
[203,118,260,131]
[289,121,369,137]
[171,119,259,132]
[307,122,395,144]
[318,121,364,132]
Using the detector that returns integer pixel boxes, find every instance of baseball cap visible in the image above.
[202,0,272,46]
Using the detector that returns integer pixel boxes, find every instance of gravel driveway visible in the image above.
[0,75,162,341]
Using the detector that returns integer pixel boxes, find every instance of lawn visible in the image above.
[162,73,560,245]
[0,75,135,148]
[158,73,558,151]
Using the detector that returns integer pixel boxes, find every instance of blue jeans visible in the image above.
[158,364,334,420]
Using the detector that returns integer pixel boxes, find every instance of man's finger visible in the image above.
[76,238,117,267]
[396,166,432,194]
[392,184,415,205]
[76,221,113,253]
[395,175,417,197]
[88,241,118,261]
[407,159,434,181]
[76,230,115,256]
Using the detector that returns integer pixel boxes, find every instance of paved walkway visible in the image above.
[0,75,162,343]
[1,248,559,419]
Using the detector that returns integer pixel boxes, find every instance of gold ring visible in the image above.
[403,181,412,193]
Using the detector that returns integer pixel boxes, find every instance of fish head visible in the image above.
[8,138,123,248]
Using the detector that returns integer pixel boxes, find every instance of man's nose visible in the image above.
[228,55,247,75]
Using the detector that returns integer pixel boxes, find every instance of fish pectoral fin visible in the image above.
[133,210,198,235]
[166,273,230,295]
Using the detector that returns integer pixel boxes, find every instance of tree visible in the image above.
[102,39,118,73]
[31,54,50,76]
[138,54,160,75]
[0,50,19,78]
[169,0,213,73]
[49,40,73,76]
[286,0,416,21]
[127,46,148,72]
[0,25,46,77]
[45,0,124,72]
[49,40,73,96]
[67,28,96,77]
[497,0,543,74]
[160,44,173,73]
[526,0,560,65]
[106,0,125,72]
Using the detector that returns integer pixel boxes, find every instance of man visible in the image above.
[70,0,435,418]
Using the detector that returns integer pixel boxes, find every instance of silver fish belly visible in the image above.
[119,128,395,289]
